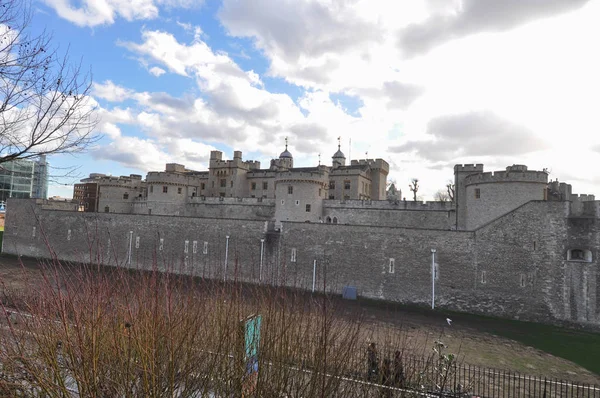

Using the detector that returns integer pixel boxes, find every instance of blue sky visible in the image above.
[31,0,600,199]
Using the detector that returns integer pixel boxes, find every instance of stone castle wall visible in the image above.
[4,198,599,327]
[323,200,454,229]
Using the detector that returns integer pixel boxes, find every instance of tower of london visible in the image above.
[3,142,599,329]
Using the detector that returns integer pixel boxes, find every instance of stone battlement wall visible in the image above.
[2,199,598,327]
[147,172,206,185]
[465,170,548,185]
[325,199,454,211]
[454,164,484,173]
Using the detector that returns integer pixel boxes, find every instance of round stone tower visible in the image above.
[274,167,329,225]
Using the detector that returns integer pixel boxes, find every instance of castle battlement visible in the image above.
[351,158,389,171]
[454,164,484,173]
[571,194,596,202]
[324,199,454,211]
[147,172,205,185]
[465,169,548,185]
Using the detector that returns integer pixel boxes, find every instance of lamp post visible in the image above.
[312,260,317,293]
[259,238,265,282]
[127,231,133,266]
[431,248,436,309]
[224,235,230,282]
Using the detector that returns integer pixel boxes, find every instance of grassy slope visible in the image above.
[416,305,600,376]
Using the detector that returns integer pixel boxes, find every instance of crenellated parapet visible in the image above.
[147,171,205,186]
[465,167,548,186]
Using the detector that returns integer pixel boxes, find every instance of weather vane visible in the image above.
[337,136,341,149]
[318,153,321,165]
[285,136,288,149]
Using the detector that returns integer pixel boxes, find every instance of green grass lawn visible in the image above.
[440,309,600,376]
[356,297,600,376]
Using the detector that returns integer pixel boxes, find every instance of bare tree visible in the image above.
[0,0,98,165]
[446,181,455,202]
[408,178,419,202]
[435,189,450,202]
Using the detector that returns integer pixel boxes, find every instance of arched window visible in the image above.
[333,217,338,224]
[567,249,592,262]
[326,216,332,223]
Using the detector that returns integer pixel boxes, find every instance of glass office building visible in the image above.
[0,155,49,202]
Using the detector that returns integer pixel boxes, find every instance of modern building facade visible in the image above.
[0,155,48,202]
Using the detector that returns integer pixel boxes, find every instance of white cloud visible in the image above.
[92,81,133,102]
[42,0,200,27]
[148,66,166,77]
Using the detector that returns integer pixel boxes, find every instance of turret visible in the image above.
[332,137,346,168]
[454,164,484,230]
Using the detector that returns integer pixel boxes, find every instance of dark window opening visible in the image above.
[123,193,129,200]
[475,188,481,199]
[306,204,311,212]
[251,182,256,190]
[177,187,182,194]
[288,186,293,194]
[263,182,268,190]
[344,180,351,190]
[220,179,226,188]
[162,186,168,193]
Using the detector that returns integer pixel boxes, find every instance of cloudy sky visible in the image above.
[37,0,600,199]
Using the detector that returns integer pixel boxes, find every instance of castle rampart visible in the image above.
[4,198,599,328]
[464,170,548,185]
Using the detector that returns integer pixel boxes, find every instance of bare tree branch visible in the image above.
[0,0,99,165]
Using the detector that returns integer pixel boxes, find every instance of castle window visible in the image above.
[481,270,486,284]
[306,204,311,212]
[150,185,153,193]
[177,187,182,194]
[520,274,526,288]
[291,248,297,263]
[295,200,300,206]
[329,195,335,200]
[251,182,256,190]
[123,193,129,200]
[230,180,233,188]
[333,217,338,224]
[263,182,268,190]
[203,241,208,255]
[281,200,284,205]
[389,258,395,274]
[104,206,110,213]
[220,179,226,188]
[344,180,351,190]
[135,236,140,249]
[329,181,335,189]
[201,183,205,190]
[163,186,168,193]
[288,186,293,195]
[184,240,189,254]
[475,188,481,199]
[193,241,198,254]
[567,249,592,262]
[159,238,164,251]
